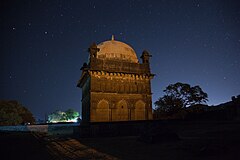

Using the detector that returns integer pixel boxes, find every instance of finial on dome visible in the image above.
[111,35,114,41]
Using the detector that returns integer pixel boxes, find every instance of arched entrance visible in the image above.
[112,100,128,121]
[135,100,145,120]
[96,99,109,122]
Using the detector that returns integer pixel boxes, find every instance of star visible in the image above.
[2,0,240,121]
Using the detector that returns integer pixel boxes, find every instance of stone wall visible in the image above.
[90,92,152,122]
[90,57,151,74]
[76,120,240,138]
[0,123,79,135]
[90,71,152,94]
[78,52,154,123]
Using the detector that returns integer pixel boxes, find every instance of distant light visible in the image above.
[48,116,79,123]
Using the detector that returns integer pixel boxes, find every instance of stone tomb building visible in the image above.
[77,36,154,122]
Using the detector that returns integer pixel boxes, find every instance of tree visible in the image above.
[48,109,80,123]
[65,109,79,121]
[48,110,66,123]
[0,100,35,126]
[154,82,208,117]
[154,95,184,115]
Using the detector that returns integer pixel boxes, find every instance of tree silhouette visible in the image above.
[154,82,208,117]
[0,100,35,125]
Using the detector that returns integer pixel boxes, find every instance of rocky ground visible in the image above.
[1,121,240,160]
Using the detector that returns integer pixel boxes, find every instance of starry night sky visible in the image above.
[1,0,240,120]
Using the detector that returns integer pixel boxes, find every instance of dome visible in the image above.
[97,37,138,63]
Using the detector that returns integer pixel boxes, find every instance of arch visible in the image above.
[112,99,129,121]
[135,100,146,120]
[96,99,109,122]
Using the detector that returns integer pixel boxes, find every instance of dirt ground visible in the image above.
[1,121,240,160]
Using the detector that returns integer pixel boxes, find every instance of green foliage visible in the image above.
[65,109,79,120]
[48,109,79,123]
[48,110,66,122]
[154,82,208,118]
[0,100,35,126]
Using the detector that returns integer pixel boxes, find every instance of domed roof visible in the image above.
[97,36,139,63]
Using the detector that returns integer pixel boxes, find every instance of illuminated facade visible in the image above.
[77,36,154,122]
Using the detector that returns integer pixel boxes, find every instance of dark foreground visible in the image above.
[0,132,53,160]
[1,121,240,160]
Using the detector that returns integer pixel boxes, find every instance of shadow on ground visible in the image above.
[0,132,53,160]
[77,121,240,160]
[1,121,240,160]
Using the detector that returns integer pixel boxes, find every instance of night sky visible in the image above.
[1,0,240,120]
